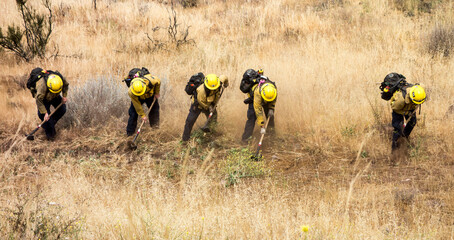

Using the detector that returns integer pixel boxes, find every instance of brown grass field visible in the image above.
[1,0,454,239]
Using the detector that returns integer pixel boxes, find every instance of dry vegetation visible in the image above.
[1,0,454,239]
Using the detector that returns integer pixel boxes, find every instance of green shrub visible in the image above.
[0,0,53,61]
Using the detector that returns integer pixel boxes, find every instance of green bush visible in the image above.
[0,0,53,61]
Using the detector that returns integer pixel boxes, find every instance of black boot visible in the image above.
[391,140,399,152]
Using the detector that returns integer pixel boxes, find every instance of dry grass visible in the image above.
[1,0,454,238]
[425,24,454,58]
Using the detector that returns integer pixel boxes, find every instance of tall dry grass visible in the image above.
[1,0,454,238]
[1,138,452,239]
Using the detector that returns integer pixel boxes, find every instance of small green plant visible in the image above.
[222,148,271,187]
[0,0,53,61]
[341,125,356,137]
[408,136,428,161]
[191,129,206,143]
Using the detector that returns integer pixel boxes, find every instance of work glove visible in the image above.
[142,116,148,122]
[243,97,253,104]
[260,127,266,135]
[219,75,229,88]
[268,109,274,117]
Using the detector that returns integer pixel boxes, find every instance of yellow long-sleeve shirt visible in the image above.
[35,74,69,114]
[390,89,418,115]
[128,75,161,117]
[190,74,228,110]
[193,84,222,110]
[252,84,276,126]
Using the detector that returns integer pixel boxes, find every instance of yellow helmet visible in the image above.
[130,78,147,96]
[260,83,277,102]
[47,74,63,93]
[409,85,426,104]
[204,74,220,90]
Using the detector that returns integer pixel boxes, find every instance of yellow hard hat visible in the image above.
[47,74,63,93]
[204,74,220,90]
[409,85,426,104]
[260,83,277,102]
[130,78,147,96]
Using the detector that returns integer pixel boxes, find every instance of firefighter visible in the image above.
[127,74,160,136]
[241,74,277,143]
[182,74,228,141]
[390,84,426,151]
[29,69,69,140]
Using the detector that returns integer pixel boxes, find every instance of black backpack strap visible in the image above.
[146,77,154,89]
[401,83,413,99]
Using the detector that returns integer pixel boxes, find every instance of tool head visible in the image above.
[26,134,35,141]
[201,126,211,133]
[128,140,138,150]
[250,154,262,161]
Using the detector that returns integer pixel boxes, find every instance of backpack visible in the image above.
[27,68,58,97]
[123,67,150,87]
[185,72,205,95]
[240,69,260,93]
[379,73,407,101]
[26,68,45,93]
[258,77,277,92]
[400,83,414,99]
[27,69,65,97]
